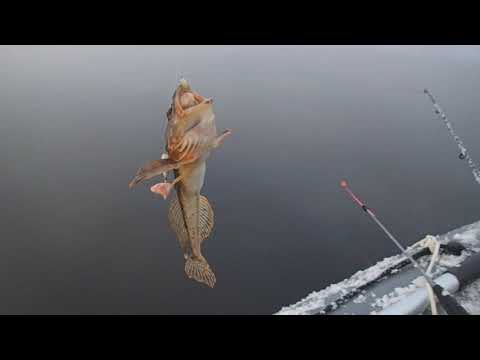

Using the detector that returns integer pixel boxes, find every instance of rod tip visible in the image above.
[340,180,348,189]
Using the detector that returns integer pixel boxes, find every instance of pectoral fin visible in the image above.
[213,129,232,148]
[128,159,181,188]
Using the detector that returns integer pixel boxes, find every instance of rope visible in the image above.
[413,235,441,315]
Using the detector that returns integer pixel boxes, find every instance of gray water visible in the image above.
[1,45,480,314]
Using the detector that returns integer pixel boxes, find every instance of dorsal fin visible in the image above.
[198,195,214,243]
[168,194,214,254]
[168,194,189,255]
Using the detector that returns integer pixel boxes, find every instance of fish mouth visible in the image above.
[179,78,190,90]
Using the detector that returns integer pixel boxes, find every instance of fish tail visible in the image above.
[184,256,216,288]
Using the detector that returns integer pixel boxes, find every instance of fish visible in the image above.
[129,79,231,288]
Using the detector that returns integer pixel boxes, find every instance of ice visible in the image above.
[453,229,479,246]
[275,251,406,315]
[456,278,480,315]
[437,253,468,268]
[353,294,367,304]
[275,220,480,315]
[370,284,417,310]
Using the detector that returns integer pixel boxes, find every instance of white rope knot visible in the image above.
[417,235,439,255]
[413,235,441,315]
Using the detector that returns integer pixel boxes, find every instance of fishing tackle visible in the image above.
[424,89,480,185]
[340,180,470,315]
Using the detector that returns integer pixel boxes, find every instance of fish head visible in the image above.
[167,79,198,119]
[165,79,217,163]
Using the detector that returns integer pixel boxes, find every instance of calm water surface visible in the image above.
[1,45,480,314]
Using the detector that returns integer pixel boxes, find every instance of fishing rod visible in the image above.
[340,180,469,315]
[424,88,480,185]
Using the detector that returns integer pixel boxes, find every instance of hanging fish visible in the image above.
[129,79,231,288]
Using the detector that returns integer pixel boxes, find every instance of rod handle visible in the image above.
[432,284,470,315]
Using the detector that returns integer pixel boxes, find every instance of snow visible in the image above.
[353,294,367,304]
[275,252,408,315]
[457,278,480,315]
[275,220,480,315]
[453,228,479,246]
[370,284,418,310]
[437,253,467,268]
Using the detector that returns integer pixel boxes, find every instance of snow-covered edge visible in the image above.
[275,220,480,315]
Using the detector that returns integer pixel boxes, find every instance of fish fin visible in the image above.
[213,129,232,148]
[184,257,216,288]
[128,159,180,188]
[168,194,190,256]
[198,195,214,244]
[168,194,214,254]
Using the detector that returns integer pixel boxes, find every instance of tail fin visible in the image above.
[185,257,216,288]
